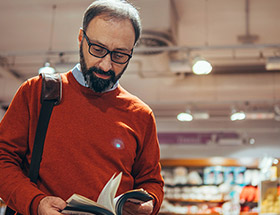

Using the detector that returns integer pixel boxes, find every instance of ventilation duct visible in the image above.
[133,0,175,55]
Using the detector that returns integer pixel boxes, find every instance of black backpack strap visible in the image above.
[27,100,55,183]
[28,73,62,183]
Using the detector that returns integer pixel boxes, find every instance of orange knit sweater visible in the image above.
[0,71,164,214]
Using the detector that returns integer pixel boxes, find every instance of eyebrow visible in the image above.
[88,38,132,53]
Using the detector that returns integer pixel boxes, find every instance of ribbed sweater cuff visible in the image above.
[30,194,46,215]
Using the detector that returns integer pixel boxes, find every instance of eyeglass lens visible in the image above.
[89,45,131,64]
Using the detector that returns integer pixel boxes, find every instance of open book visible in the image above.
[61,172,153,215]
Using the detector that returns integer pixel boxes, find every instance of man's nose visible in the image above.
[99,54,113,72]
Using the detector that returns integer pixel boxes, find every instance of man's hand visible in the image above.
[122,200,153,215]
[38,196,67,215]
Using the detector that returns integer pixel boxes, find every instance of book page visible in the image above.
[67,193,98,205]
[63,194,114,215]
[97,172,122,212]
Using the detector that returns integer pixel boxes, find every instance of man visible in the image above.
[0,0,164,214]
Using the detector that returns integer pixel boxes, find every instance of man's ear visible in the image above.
[78,28,83,46]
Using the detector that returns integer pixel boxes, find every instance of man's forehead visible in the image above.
[86,17,135,50]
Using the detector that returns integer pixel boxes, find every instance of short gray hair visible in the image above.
[83,0,142,45]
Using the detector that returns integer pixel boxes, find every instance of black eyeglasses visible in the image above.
[82,30,133,64]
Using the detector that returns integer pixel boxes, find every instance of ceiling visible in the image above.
[0,0,280,159]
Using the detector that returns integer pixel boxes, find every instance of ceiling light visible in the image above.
[177,111,193,122]
[230,110,246,121]
[266,56,280,70]
[38,62,55,74]
[192,59,212,75]
[249,138,255,144]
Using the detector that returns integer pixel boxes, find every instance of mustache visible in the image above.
[87,67,115,78]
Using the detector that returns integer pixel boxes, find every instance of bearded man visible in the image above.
[0,1,164,215]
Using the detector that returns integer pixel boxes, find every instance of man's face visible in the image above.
[78,16,135,93]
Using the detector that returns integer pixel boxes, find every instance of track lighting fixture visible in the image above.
[38,62,55,74]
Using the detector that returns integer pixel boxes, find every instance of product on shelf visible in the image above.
[188,170,203,185]
[240,186,259,203]
[173,166,188,185]
[261,186,280,214]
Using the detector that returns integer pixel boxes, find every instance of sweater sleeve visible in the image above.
[131,111,164,214]
[0,79,46,214]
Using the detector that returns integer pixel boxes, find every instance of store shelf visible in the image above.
[259,214,280,215]
[241,213,259,215]
[159,213,220,215]
[159,213,258,215]
[166,198,225,204]
[160,158,259,168]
